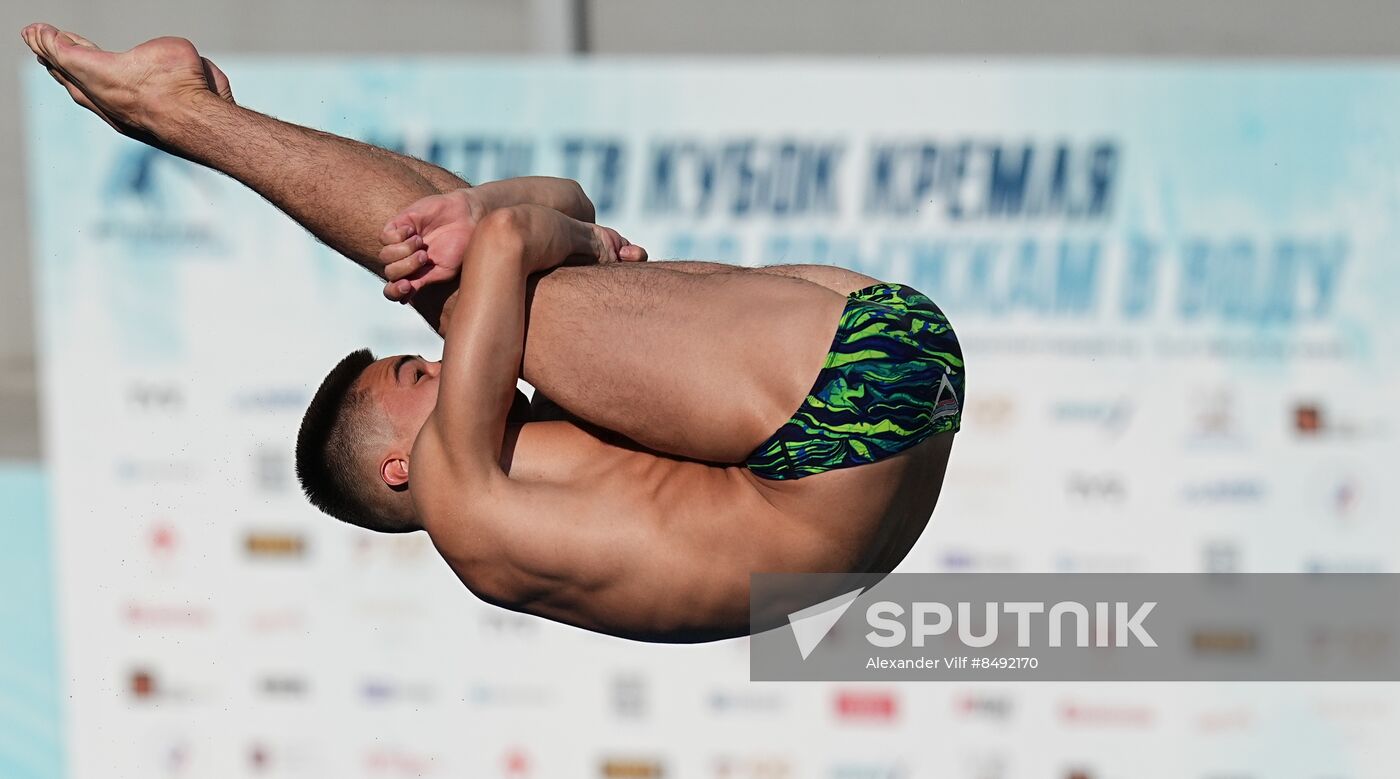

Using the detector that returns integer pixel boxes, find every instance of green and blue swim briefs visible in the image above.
[745,282,963,480]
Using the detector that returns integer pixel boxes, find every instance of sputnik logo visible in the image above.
[787,588,864,660]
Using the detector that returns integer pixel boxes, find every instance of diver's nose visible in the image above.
[425,360,442,378]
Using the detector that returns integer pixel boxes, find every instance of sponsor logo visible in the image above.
[834,689,899,723]
[1303,558,1386,573]
[711,756,793,778]
[465,683,554,709]
[610,673,648,720]
[706,689,786,715]
[828,764,910,779]
[150,739,197,777]
[244,532,307,560]
[363,748,443,777]
[124,602,212,629]
[962,395,1015,432]
[126,381,185,413]
[253,444,293,494]
[231,387,308,413]
[1195,706,1254,734]
[479,610,541,637]
[130,668,158,699]
[1331,477,1360,518]
[1308,627,1394,663]
[115,457,199,483]
[246,740,314,774]
[361,678,435,705]
[501,747,532,778]
[1309,694,1391,724]
[1053,553,1145,573]
[97,147,223,249]
[1059,701,1155,727]
[148,520,179,559]
[128,667,201,702]
[256,674,309,699]
[1187,388,1242,445]
[1201,541,1241,574]
[1048,397,1133,436]
[247,607,308,635]
[1291,401,1389,440]
[936,549,1021,572]
[599,758,665,778]
[955,693,1014,720]
[1293,402,1323,435]
[1064,472,1127,504]
[1190,629,1260,656]
[1180,478,1266,505]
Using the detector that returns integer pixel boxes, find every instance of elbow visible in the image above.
[474,207,529,254]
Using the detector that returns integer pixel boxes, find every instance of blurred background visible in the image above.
[5,1,1400,777]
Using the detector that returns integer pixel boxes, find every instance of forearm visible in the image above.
[470,177,595,223]
[436,207,595,473]
[438,230,530,477]
[151,92,439,273]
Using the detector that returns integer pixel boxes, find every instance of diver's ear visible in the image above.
[380,457,410,488]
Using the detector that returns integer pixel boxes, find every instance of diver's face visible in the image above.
[360,354,442,487]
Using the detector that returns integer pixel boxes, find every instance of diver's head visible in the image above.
[295,349,442,533]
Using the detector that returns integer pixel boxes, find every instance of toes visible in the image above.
[201,57,235,103]
[63,30,99,50]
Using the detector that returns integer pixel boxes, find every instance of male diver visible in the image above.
[23,24,964,641]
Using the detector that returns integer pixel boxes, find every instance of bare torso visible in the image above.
[418,261,956,641]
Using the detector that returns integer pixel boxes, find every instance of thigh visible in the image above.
[752,264,881,295]
[519,263,848,463]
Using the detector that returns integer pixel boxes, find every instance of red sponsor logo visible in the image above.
[835,690,898,722]
[1059,702,1154,727]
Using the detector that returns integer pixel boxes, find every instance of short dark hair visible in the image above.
[295,348,414,533]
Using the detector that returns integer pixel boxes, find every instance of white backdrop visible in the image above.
[25,61,1400,777]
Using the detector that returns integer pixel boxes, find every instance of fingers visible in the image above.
[378,233,425,266]
[384,249,430,283]
[619,243,648,262]
[201,57,235,103]
[382,264,454,304]
[384,279,416,302]
[378,216,418,247]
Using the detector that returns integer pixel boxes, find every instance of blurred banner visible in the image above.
[24,61,1400,777]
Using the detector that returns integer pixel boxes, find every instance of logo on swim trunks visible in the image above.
[932,374,960,420]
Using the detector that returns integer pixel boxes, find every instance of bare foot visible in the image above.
[20,23,233,143]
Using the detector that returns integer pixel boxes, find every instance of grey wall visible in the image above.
[5,0,1400,459]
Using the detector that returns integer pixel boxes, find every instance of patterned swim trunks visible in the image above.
[745,283,964,480]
